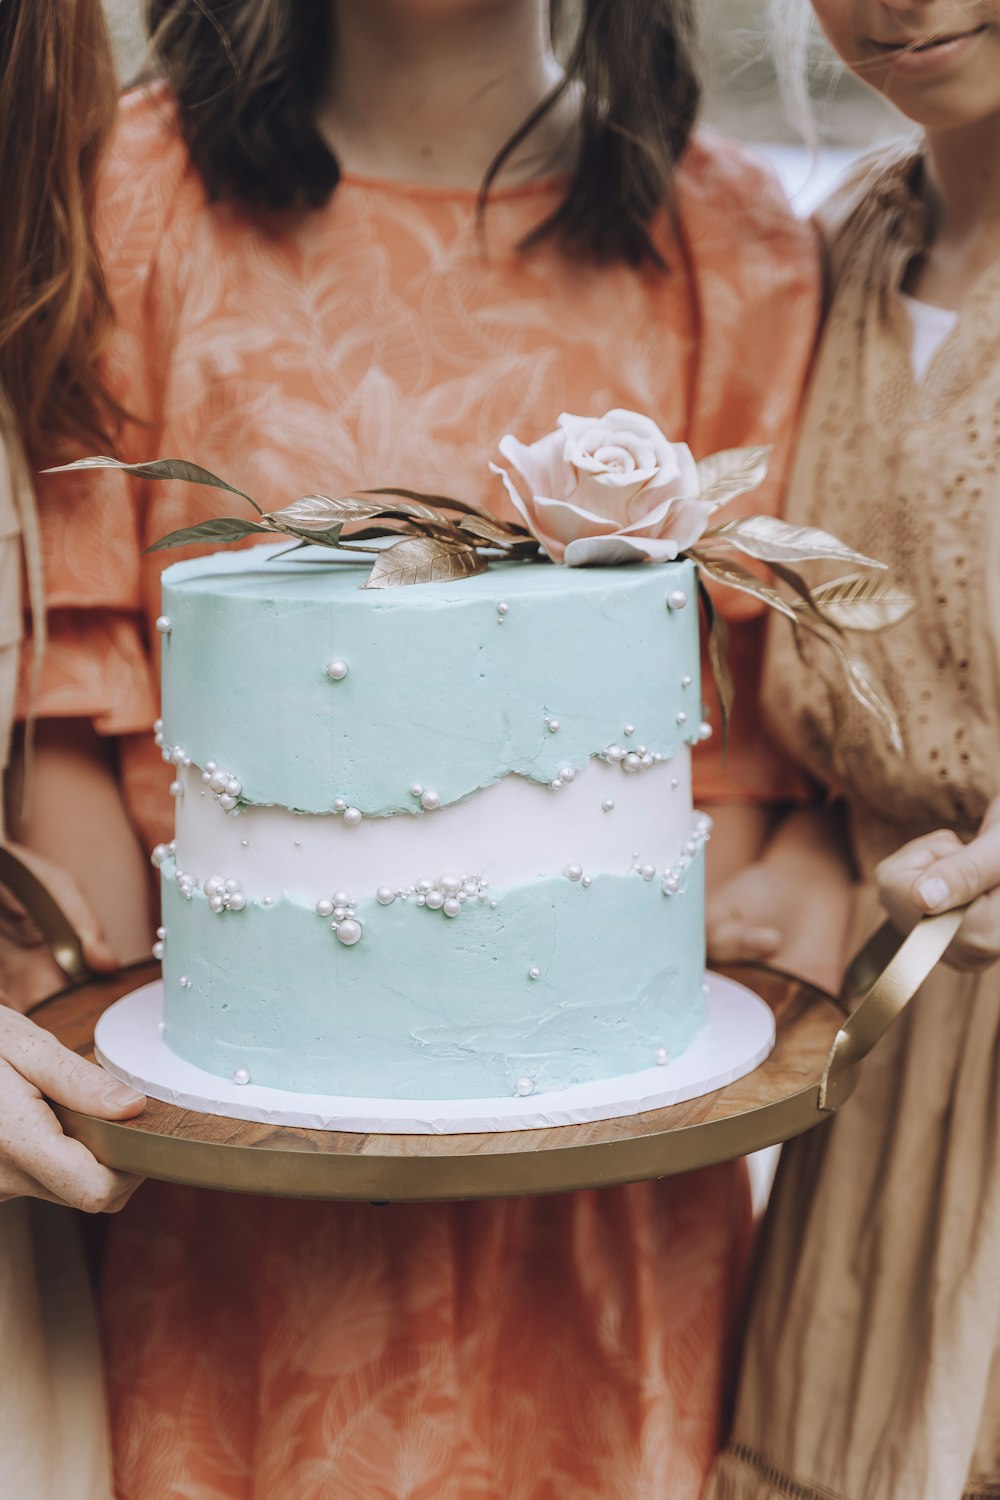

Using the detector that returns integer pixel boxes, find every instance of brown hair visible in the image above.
[145,0,700,268]
[0,0,123,460]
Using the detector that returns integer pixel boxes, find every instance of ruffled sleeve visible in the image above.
[676,134,822,803]
[19,86,201,739]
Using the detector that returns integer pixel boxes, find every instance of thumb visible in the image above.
[913,822,1000,914]
[6,845,119,975]
[708,920,782,964]
[79,929,118,974]
[1,1009,145,1118]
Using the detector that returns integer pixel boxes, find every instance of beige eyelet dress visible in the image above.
[0,396,113,1500]
[706,147,1000,1500]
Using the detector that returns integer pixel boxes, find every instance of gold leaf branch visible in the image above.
[46,450,910,753]
[697,579,733,759]
[799,573,916,632]
[44,457,540,587]
[694,446,771,513]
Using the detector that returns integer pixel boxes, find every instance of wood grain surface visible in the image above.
[30,962,848,1200]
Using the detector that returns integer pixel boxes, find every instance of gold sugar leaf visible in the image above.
[365,489,500,525]
[362,536,487,589]
[458,515,534,549]
[767,559,845,636]
[143,517,273,553]
[687,550,797,622]
[45,456,264,514]
[272,492,454,528]
[709,514,886,569]
[268,495,355,530]
[698,579,732,759]
[695,446,771,513]
[835,643,905,756]
[801,573,916,632]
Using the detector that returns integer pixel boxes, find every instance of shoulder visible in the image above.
[670,131,820,316]
[812,141,925,297]
[675,131,816,255]
[95,83,207,296]
[814,139,922,241]
[813,141,924,291]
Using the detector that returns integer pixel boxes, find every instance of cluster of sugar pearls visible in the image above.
[202,760,242,812]
[153,723,194,799]
[392,872,492,918]
[603,742,663,775]
[662,813,713,896]
[204,875,247,913]
[150,839,177,870]
[315,891,363,945]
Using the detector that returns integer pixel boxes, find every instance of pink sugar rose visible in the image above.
[490,409,713,566]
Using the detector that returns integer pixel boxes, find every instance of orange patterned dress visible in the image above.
[29,88,818,1499]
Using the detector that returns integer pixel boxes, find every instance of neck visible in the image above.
[923,113,1000,235]
[318,0,575,189]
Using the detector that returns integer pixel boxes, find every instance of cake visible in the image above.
[151,543,712,1103]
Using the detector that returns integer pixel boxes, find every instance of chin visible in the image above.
[882,81,1000,133]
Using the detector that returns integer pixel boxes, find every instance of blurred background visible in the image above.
[104,0,909,215]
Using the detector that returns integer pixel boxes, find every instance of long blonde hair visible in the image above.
[767,0,819,147]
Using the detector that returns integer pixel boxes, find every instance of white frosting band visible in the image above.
[173,751,694,901]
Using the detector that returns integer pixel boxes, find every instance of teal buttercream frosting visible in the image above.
[160,851,706,1100]
[161,546,701,813]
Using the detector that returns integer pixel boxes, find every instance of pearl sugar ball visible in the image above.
[335,917,363,946]
[205,874,246,915]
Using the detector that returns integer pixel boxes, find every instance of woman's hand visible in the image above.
[0,842,119,1013]
[0,1003,145,1210]
[0,843,146,1210]
[706,807,856,995]
[875,797,1000,971]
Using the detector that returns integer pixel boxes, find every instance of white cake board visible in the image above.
[95,975,774,1136]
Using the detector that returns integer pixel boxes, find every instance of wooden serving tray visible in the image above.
[33,960,851,1201]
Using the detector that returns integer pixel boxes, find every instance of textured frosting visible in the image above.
[160,847,706,1099]
[160,546,702,814]
[171,752,695,900]
[157,544,709,1101]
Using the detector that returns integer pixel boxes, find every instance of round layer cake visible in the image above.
[152,545,711,1101]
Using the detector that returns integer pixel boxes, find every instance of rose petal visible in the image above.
[563,537,650,564]
[671,442,700,499]
[564,534,681,567]
[531,494,622,546]
[599,410,676,467]
[614,488,685,535]
[497,431,575,503]
[555,412,595,448]
[489,466,570,562]
[488,459,537,530]
[613,478,709,536]
[636,495,714,553]
[571,472,654,527]
[572,455,661,488]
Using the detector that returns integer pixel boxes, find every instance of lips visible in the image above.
[872,22,988,53]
